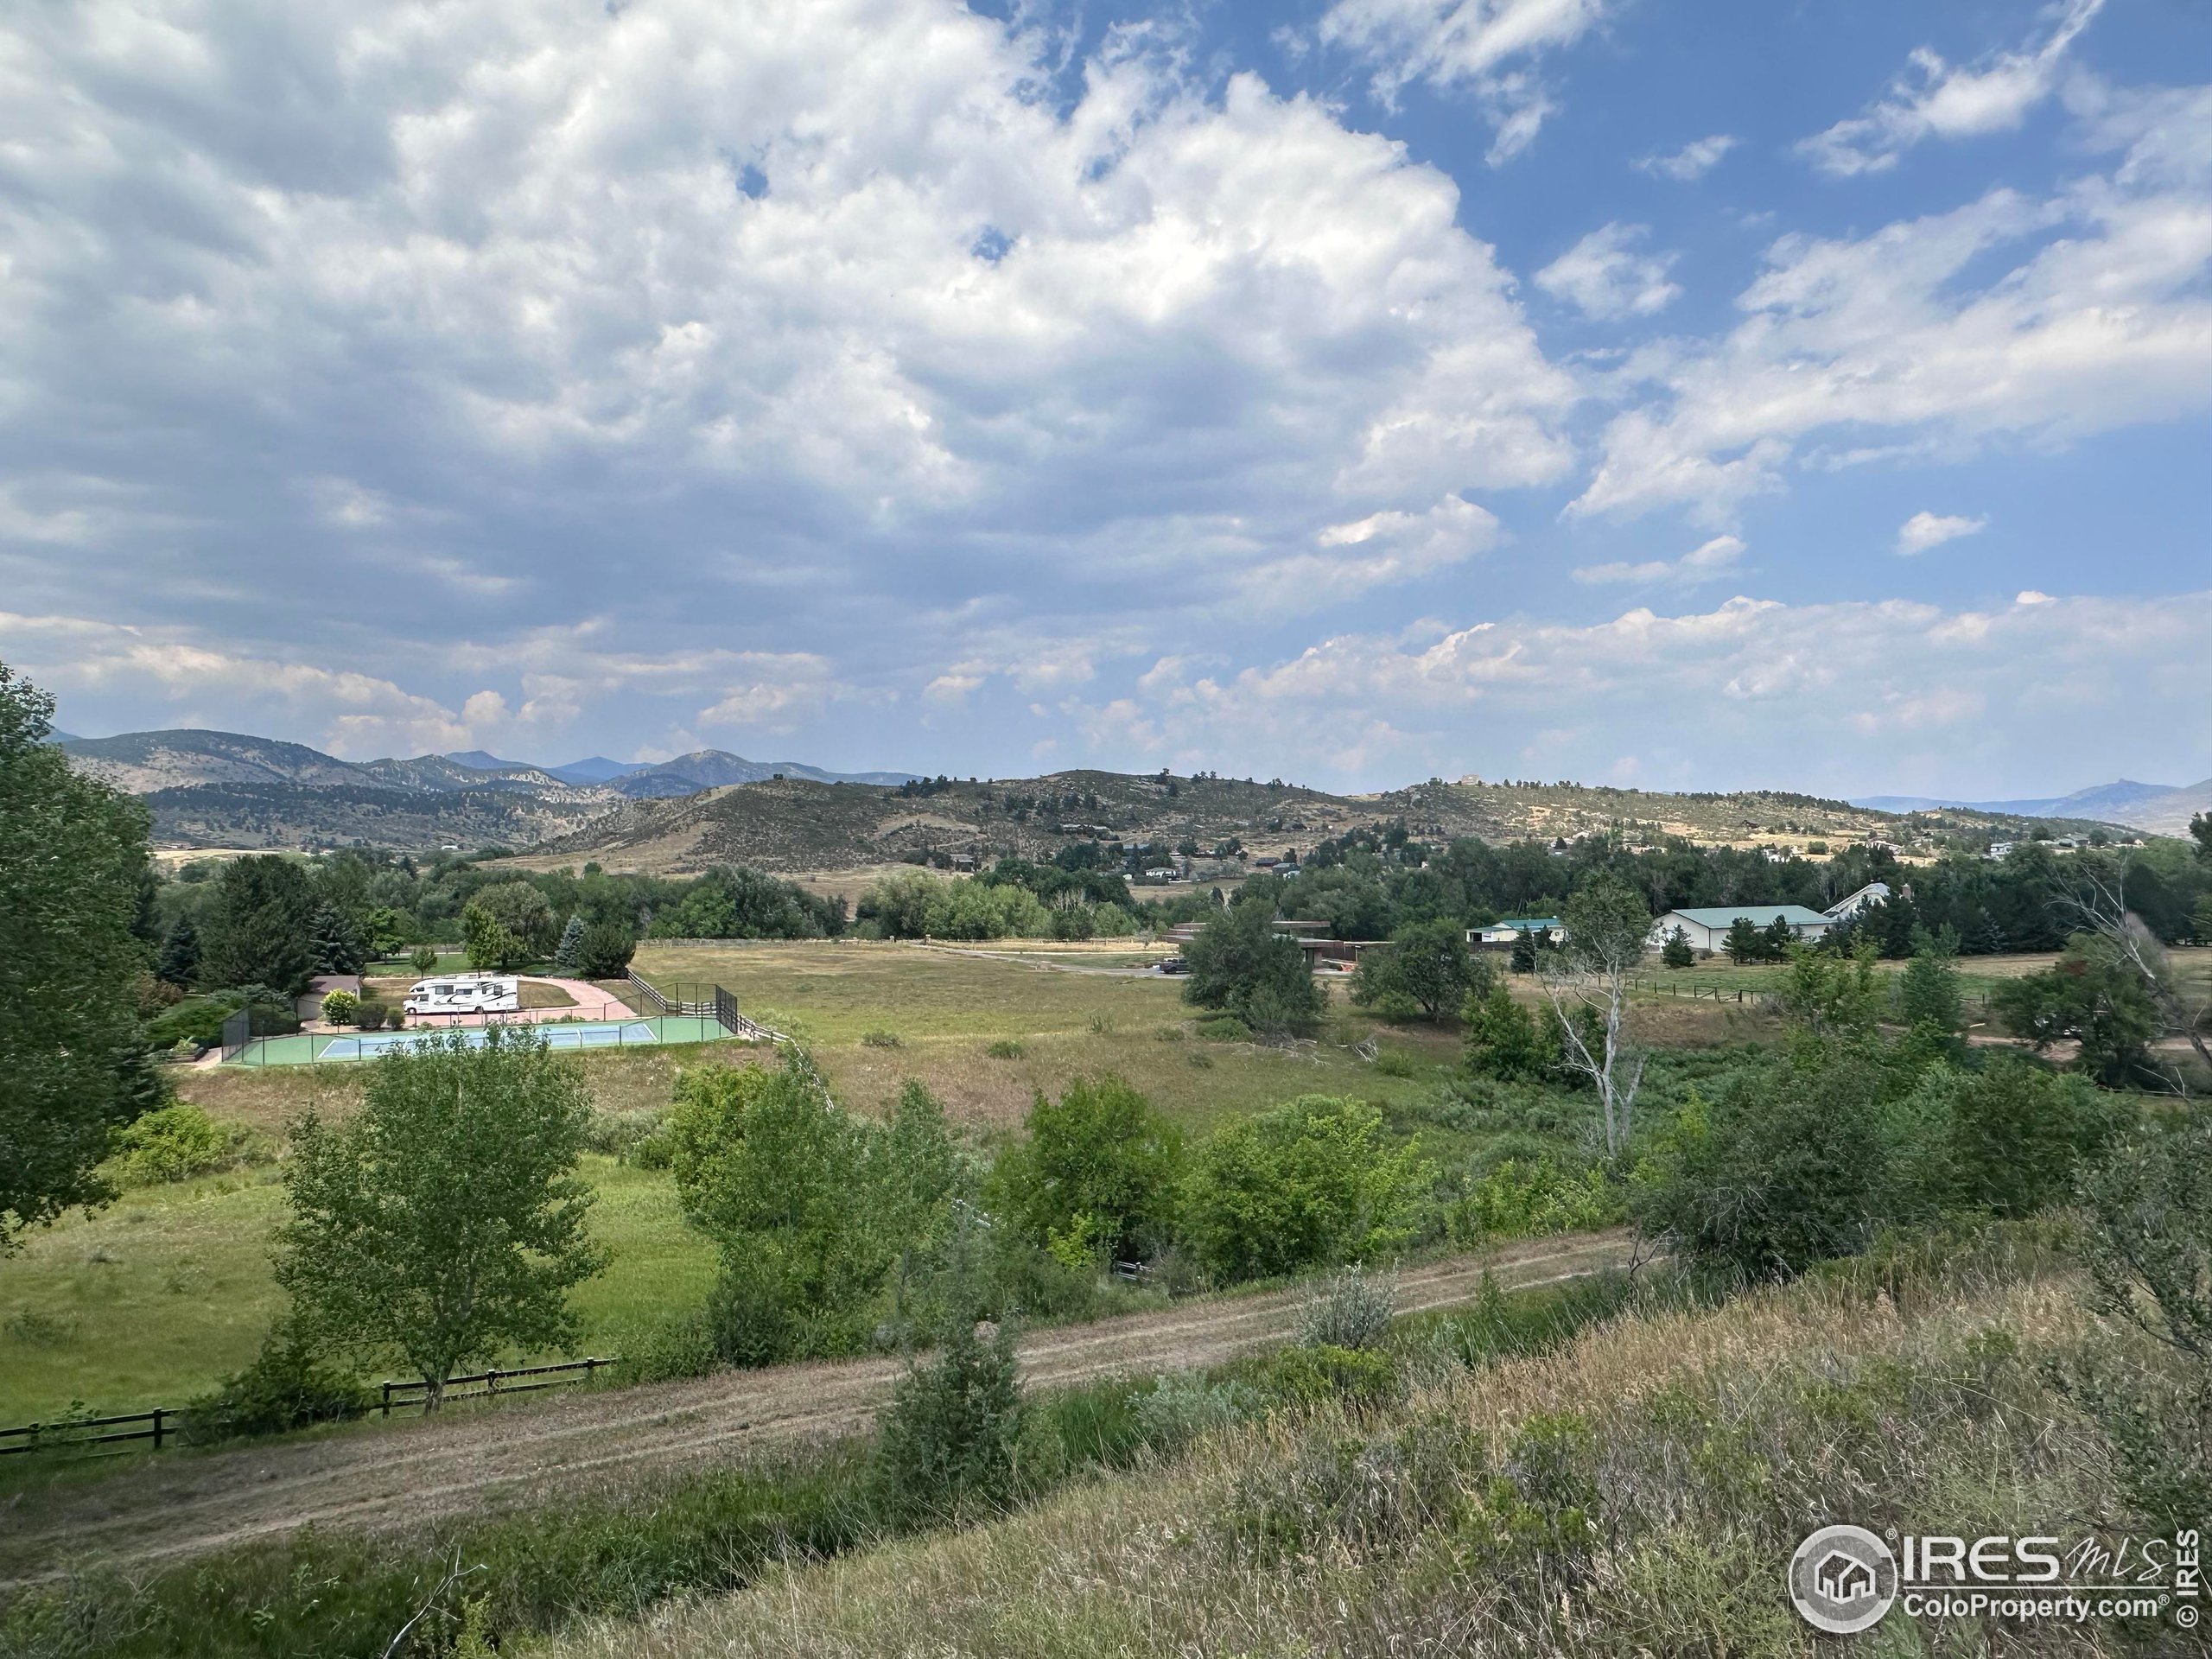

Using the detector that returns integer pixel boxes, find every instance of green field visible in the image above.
[1,943,1471,1425]
[0,1159,715,1426]
[632,940,1455,1135]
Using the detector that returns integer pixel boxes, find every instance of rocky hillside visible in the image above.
[534,768,2073,875]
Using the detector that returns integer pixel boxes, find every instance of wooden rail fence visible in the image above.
[0,1356,617,1459]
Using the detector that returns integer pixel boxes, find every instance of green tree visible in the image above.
[310,904,368,976]
[273,1027,607,1408]
[1181,1096,1434,1282]
[1509,930,1539,974]
[1758,915,1796,962]
[1659,925,1694,969]
[1461,980,1556,1083]
[667,1060,886,1363]
[1721,916,1762,965]
[461,880,559,971]
[1351,918,1475,1021]
[1180,903,1324,1034]
[869,1083,969,1316]
[409,944,440,975]
[1630,1047,1908,1280]
[0,662,162,1250]
[552,913,587,975]
[155,913,201,987]
[574,919,637,978]
[1896,927,1964,1035]
[1992,936,2164,1087]
[1911,1057,2119,1218]
[1777,943,1883,1039]
[994,1075,1182,1265]
[201,855,318,993]
[875,1300,1022,1516]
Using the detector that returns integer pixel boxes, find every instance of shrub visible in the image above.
[874,1313,1024,1517]
[1296,1266,1397,1351]
[1182,1096,1435,1282]
[320,988,359,1026]
[861,1030,903,1049]
[984,1038,1025,1059]
[1461,982,1556,1083]
[1195,1015,1252,1042]
[2063,1105,2212,1531]
[1452,1154,1624,1242]
[105,1103,251,1185]
[1132,1371,1261,1449]
[182,1325,369,1444]
[993,1075,1184,1265]
[1249,1343,1401,1408]
[1371,1047,1418,1078]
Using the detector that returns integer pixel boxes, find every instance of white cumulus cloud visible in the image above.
[1572,534,1746,587]
[1535,223,1681,320]
[1636,134,1736,181]
[1317,0,1611,160]
[1895,512,1988,556]
[1800,0,2107,177]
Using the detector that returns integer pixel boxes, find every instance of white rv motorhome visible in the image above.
[403,974,522,1016]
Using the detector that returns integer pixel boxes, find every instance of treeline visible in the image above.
[857,860,1143,940]
[1140,821,2212,956]
[626,1059,1433,1376]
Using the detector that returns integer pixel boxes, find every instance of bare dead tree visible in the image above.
[2055,858,2212,1077]
[1535,878,1651,1158]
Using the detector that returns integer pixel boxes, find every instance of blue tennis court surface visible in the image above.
[227,1015,734,1066]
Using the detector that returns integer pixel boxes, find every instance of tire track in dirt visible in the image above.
[0,1232,1630,1583]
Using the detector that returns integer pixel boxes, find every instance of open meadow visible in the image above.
[0,943,1471,1425]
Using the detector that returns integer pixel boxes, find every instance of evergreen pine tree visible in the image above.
[1661,925,1694,969]
[310,906,368,976]
[553,913,587,975]
[156,913,201,986]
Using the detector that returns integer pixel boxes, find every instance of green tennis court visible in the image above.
[225,1016,734,1067]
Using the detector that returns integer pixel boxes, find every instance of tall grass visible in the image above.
[531,1225,2168,1659]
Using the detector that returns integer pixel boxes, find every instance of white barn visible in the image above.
[1649,904,1835,955]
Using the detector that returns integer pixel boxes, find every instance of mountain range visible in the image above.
[54,724,2178,866]
[442,748,917,793]
[54,728,915,850]
[1853,778,2212,836]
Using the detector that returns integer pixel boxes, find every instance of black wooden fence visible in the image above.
[0,1357,617,1459]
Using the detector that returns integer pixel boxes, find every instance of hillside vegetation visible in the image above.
[542,769,2088,876]
[533,1231,2164,1659]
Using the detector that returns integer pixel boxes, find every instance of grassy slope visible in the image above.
[0,1159,715,1424]
[541,1236,2152,1659]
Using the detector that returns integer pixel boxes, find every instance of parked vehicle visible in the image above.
[403,974,521,1015]
[1158,957,1191,976]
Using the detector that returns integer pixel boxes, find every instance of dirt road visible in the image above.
[0,1233,1629,1582]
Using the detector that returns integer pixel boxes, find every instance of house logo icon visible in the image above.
[1789,1525,1897,1634]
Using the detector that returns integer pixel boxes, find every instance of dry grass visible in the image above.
[631,943,1454,1133]
[172,1043,759,1138]
[542,1241,2127,1659]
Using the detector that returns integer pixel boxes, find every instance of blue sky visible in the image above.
[1,0,2204,797]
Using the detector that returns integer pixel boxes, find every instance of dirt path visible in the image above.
[0,1233,1629,1583]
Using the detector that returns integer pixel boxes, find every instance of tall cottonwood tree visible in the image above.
[275,1027,607,1408]
[0,662,162,1250]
